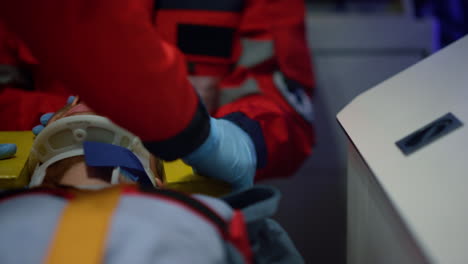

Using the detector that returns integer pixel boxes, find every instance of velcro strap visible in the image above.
[229,211,253,264]
[83,141,153,187]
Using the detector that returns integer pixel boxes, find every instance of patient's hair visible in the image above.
[42,156,113,187]
[42,156,84,187]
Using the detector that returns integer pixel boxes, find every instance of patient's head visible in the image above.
[32,98,163,188]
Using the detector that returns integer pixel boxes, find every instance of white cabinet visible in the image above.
[338,34,468,264]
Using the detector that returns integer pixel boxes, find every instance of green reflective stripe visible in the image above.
[0,64,20,84]
[237,39,274,68]
[219,78,261,106]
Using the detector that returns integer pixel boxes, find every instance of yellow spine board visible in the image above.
[0,131,34,188]
[163,160,230,196]
[0,132,230,196]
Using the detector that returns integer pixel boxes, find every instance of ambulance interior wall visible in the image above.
[263,14,433,263]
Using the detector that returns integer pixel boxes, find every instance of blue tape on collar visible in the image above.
[83,141,152,186]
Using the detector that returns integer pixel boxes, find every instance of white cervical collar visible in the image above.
[27,115,157,187]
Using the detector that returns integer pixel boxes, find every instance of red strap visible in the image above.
[229,210,253,264]
[0,187,74,203]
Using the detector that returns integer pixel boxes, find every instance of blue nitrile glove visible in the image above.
[182,117,257,191]
[32,112,54,135]
[32,96,76,135]
[0,144,17,160]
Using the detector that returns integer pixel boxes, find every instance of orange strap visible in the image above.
[44,186,122,264]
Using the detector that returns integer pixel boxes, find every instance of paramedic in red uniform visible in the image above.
[0,0,315,190]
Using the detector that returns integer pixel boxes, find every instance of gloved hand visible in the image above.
[0,143,16,160]
[1,96,75,159]
[32,112,54,135]
[183,117,257,191]
[32,96,76,135]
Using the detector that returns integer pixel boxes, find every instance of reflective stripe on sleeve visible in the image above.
[0,64,20,84]
[219,77,261,107]
[237,39,274,68]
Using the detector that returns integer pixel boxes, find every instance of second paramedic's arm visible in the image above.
[1,0,257,189]
[0,22,70,130]
[0,0,208,160]
[214,0,316,181]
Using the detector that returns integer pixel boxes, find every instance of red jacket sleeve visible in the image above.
[0,88,69,130]
[0,21,69,131]
[0,0,210,160]
[214,0,316,180]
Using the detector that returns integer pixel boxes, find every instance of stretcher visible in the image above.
[0,131,230,196]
